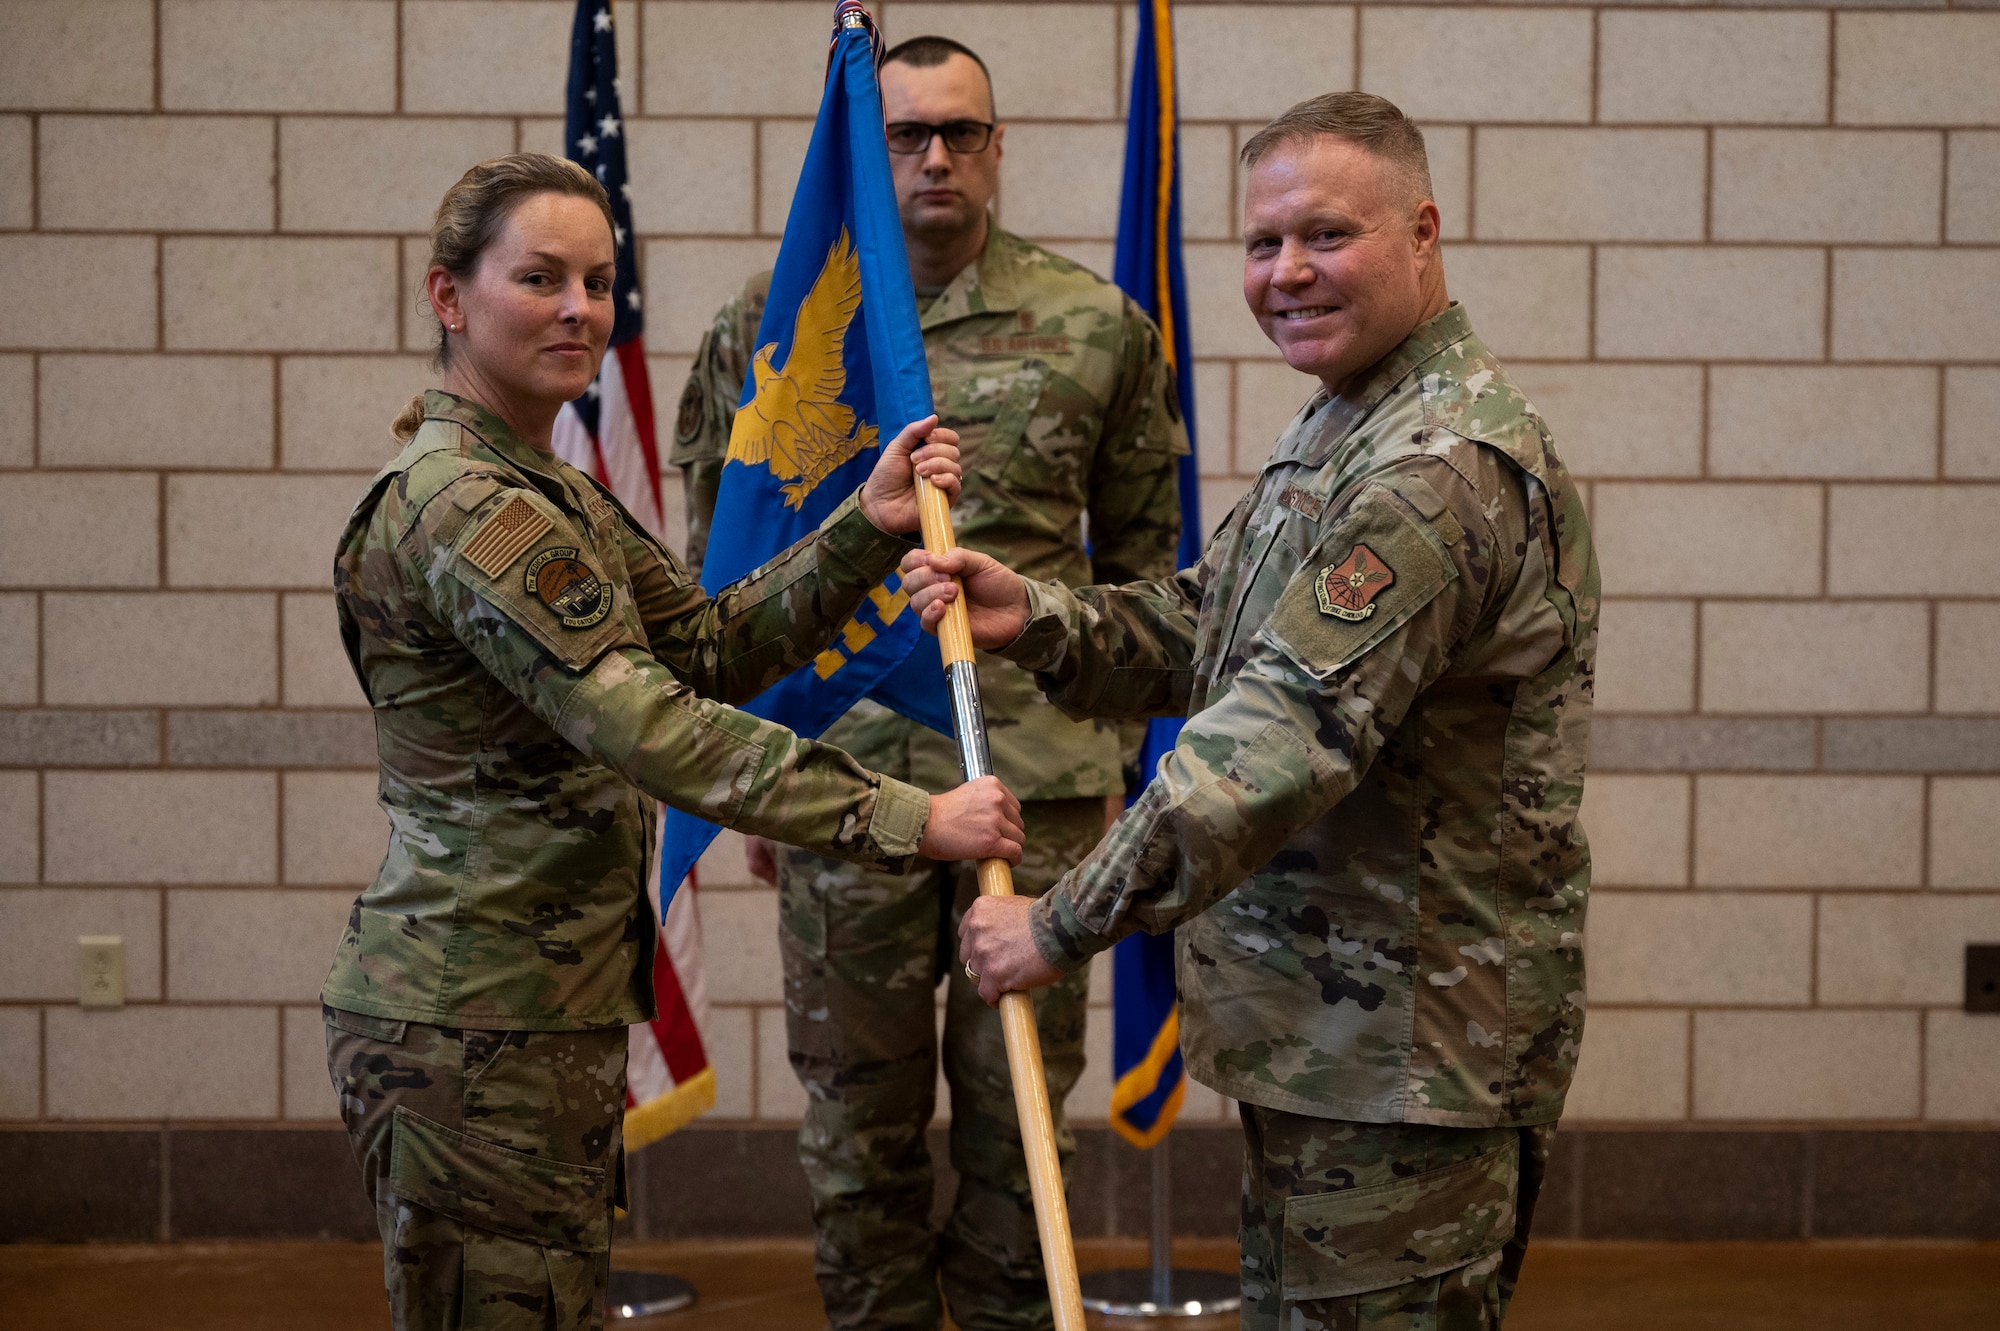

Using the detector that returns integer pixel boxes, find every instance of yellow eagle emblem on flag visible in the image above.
[726,228,881,509]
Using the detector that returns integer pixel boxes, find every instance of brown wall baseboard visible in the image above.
[4,1124,1997,1244]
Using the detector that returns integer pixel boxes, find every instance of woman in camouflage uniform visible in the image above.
[321,154,1021,1331]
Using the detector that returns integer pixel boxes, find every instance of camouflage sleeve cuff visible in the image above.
[995,578,1077,675]
[1029,881,1118,971]
[868,775,931,866]
[816,490,920,583]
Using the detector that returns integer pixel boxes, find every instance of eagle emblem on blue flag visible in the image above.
[726,229,881,508]
[656,0,952,911]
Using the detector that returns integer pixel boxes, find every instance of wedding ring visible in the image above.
[965,961,980,981]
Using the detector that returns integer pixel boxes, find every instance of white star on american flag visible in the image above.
[598,114,622,139]
[575,133,598,155]
[613,222,628,246]
[592,8,612,32]
[626,290,643,310]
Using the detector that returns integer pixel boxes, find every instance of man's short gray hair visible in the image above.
[1239,92,1434,204]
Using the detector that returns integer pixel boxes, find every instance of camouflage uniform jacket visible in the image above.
[1003,306,1599,1127]
[322,391,932,1031]
[671,226,1187,800]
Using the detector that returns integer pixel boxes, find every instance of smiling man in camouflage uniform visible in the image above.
[918,93,1599,1331]
[672,35,1185,1331]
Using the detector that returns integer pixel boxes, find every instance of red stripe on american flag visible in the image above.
[615,337,663,519]
[647,929,709,1084]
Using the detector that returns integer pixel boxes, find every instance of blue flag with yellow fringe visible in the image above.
[658,0,949,901]
[1108,0,1202,1151]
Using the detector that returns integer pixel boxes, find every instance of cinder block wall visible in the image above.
[3,0,1999,1234]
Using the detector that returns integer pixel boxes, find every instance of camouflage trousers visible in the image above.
[1238,1106,1554,1331]
[324,1007,628,1331]
[778,796,1106,1331]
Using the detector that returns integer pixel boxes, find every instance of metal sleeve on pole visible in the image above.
[914,474,1087,1331]
[948,660,993,782]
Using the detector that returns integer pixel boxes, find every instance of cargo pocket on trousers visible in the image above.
[1281,1135,1518,1302]
[387,1105,611,1253]
[323,1004,408,1044]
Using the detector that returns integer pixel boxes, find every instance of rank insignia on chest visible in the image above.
[1315,543,1395,621]
[525,547,614,628]
[981,312,1070,356]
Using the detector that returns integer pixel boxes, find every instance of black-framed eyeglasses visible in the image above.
[884,120,996,155]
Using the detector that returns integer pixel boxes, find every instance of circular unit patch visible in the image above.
[525,547,614,629]
[674,378,703,443]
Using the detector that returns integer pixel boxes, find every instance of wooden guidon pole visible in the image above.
[914,475,1086,1331]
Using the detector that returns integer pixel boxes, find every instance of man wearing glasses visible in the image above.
[672,34,1185,1331]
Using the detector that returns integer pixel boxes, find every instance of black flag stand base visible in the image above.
[1079,1142,1242,1319]
[605,1270,697,1320]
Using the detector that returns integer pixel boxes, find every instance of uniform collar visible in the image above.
[422,389,569,487]
[1283,303,1476,464]
[1345,301,1474,415]
[919,223,1023,330]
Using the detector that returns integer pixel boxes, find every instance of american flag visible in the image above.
[553,0,663,532]
[555,0,716,1150]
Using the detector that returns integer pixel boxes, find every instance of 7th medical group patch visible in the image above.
[526,548,614,629]
[1316,543,1395,621]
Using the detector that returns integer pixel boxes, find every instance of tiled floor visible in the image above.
[3,1238,1998,1329]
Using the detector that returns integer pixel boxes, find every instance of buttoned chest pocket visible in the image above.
[992,366,1100,505]
[936,359,1043,478]
[1213,470,1325,671]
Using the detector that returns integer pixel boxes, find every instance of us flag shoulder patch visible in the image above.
[460,495,552,578]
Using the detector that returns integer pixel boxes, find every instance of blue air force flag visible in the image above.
[1109,0,1203,1151]
[657,0,948,900]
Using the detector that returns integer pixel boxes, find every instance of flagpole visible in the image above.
[1079,0,1241,1314]
[914,477,1086,1331]
[1149,1143,1172,1306]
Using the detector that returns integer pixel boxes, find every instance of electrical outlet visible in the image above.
[1967,944,2000,1014]
[79,936,124,1009]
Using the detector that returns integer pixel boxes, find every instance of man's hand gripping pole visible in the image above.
[914,473,1086,1331]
